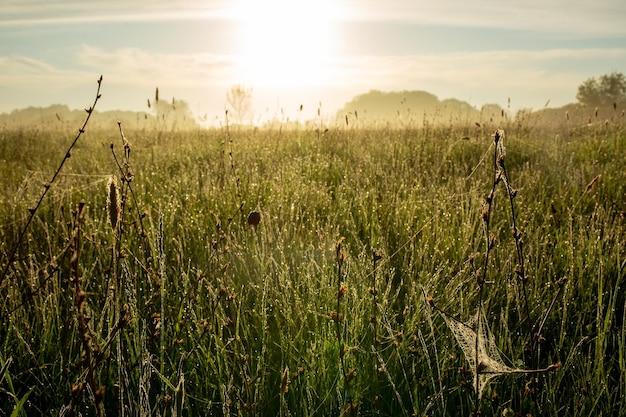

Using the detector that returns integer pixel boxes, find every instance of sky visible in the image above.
[1,0,625,124]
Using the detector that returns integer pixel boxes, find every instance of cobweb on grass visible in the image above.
[441,310,522,400]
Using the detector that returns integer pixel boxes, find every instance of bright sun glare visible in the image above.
[231,0,340,90]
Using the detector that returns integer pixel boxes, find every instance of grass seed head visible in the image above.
[338,283,347,298]
[280,366,290,394]
[584,174,601,193]
[107,175,121,231]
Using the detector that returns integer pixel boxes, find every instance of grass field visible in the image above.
[0,97,625,416]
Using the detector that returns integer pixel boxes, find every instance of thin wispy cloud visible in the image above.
[3,0,625,37]
[344,0,626,36]
[0,0,231,26]
[0,56,56,75]
[76,46,235,87]
[0,56,88,88]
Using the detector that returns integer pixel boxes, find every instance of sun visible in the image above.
[231,0,341,89]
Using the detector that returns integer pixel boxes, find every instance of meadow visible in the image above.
[0,87,625,416]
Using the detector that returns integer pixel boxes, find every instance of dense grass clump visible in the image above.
[0,103,625,416]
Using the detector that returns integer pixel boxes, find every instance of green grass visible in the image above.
[0,111,625,416]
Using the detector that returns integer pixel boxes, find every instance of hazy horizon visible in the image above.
[1,0,625,123]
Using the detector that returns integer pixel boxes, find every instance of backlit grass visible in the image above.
[0,103,625,416]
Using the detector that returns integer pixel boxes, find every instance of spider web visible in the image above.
[441,310,522,400]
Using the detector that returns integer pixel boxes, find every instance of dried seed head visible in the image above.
[495,129,506,158]
[71,383,83,396]
[584,174,601,193]
[280,366,290,394]
[481,203,490,222]
[335,237,345,255]
[247,210,261,227]
[338,283,348,298]
[338,251,346,267]
[336,237,346,266]
[95,386,105,404]
[547,361,561,371]
[107,176,121,231]
[329,311,343,322]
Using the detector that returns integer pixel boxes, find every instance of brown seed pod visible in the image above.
[247,210,261,227]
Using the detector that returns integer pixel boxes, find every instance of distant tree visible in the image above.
[336,89,480,125]
[226,84,253,125]
[480,103,506,121]
[576,72,626,107]
[148,89,199,129]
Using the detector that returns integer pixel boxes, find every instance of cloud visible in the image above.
[3,0,625,37]
[339,0,626,36]
[327,48,626,85]
[76,46,237,88]
[0,0,232,26]
[1,45,625,117]
[0,56,88,86]
[0,56,56,75]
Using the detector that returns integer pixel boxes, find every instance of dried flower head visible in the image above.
[247,210,261,227]
[338,283,348,298]
[280,366,290,394]
[584,174,601,193]
[107,175,121,231]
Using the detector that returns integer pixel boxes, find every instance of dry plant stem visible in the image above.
[0,75,103,288]
[110,123,153,319]
[116,123,138,228]
[495,139,533,357]
[475,130,538,413]
[473,131,501,412]
[469,129,507,413]
[494,131,539,413]
[111,122,149,242]
[111,122,154,416]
